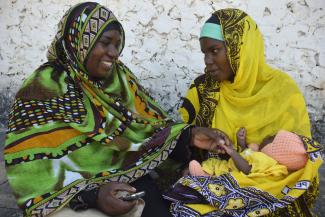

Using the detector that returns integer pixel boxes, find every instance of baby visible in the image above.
[189,128,308,176]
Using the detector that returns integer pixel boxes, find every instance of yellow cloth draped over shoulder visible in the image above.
[176,8,323,217]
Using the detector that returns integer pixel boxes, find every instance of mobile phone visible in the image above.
[120,191,146,201]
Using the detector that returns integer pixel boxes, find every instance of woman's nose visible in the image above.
[107,45,119,59]
[204,54,213,66]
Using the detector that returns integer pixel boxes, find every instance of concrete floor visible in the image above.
[0,132,324,217]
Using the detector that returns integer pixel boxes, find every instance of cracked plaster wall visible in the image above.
[0,0,324,141]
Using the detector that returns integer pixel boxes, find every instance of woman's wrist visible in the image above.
[69,186,99,211]
[227,149,235,156]
[189,126,196,147]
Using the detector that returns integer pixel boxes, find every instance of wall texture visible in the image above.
[0,0,324,141]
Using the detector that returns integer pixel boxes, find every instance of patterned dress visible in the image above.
[171,8,323,217]
[4,2,187,216]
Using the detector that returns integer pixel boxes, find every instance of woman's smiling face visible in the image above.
[86,29,121,80]
[200,37,234,82]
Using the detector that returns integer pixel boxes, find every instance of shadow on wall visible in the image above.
[0,90,324,145]
[0,89,15,131]
[310,106,325,146]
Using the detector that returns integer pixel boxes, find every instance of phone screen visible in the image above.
[121,191,146,201]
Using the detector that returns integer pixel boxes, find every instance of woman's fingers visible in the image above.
[193,127,224,141]
[97,182,137,216]
[192,127,233,152]
[213,129,232,147]
[210,141,222,151]
[111,182,137,193]
[113,198,137,213]
[103,194,137,215]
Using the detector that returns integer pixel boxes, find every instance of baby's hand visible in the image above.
[219,140,235,155]
[209,140,225,154]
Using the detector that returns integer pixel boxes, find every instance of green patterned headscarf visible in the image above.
[47,2,125,81]
[5,2,186,216]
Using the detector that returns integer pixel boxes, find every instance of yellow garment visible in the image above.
[177,9,320,217]
[176,138,322,216]
[179,12,311,149]
[202,149,288,181]
[201,147,321,200]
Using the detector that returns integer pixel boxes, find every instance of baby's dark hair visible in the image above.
[259,135,276,150]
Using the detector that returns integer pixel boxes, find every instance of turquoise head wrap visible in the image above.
[200,15,224,41]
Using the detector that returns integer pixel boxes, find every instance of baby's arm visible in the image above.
[236,127,247,150]
[220,142,252,175]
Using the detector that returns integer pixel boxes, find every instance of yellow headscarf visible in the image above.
[175,10,321,217]
[179,9,311,149]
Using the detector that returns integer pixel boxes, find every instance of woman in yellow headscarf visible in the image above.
[170,8,323,217]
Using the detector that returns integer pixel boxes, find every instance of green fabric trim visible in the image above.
[26,179,86,214]
[5,122,68,145]
[200,23,224,41]
[5,134,89,163]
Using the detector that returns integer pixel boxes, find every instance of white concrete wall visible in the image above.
[0,0,324,122]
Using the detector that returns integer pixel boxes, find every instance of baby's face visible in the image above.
[259,135,275,150]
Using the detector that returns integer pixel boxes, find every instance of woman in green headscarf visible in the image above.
[3,2,216,216]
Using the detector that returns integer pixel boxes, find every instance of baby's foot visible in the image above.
[189,160,209,176]
[237,127,246,149]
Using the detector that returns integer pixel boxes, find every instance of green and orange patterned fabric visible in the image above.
[4,2,186,216]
